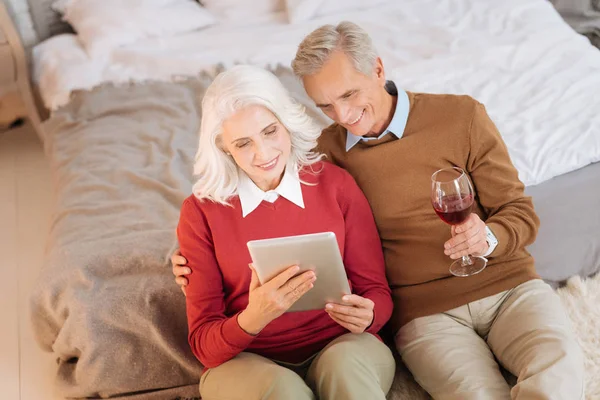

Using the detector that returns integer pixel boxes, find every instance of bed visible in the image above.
[2,0,599,399]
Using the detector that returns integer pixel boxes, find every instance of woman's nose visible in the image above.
[253,141,269,161]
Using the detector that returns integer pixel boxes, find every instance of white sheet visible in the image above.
[32,0,600,187]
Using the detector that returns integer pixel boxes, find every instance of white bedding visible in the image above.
[33,0,600,186]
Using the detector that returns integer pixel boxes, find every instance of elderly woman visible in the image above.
[177,65,395,400]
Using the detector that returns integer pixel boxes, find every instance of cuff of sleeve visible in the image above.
[222,312,256,350]
[486,221,510,258]
[366,310,378,334]
[364,294,391,334]
[482,226,498,258]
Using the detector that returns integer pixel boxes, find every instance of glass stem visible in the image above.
[461,255,473,266]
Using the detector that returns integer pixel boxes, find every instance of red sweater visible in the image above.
[177,162,392,368]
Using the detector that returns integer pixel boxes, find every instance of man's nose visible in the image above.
[334,103,351,123]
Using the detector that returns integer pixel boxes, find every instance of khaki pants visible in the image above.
[199,332,395,400]
[395,279,584,400]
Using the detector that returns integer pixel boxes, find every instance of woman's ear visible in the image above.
[215,136,231,155]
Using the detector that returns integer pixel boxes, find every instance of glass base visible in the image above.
[449,256,487,277]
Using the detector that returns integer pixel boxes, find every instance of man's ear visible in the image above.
[373,57,386,82]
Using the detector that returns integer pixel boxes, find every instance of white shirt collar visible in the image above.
[238,167,305,217]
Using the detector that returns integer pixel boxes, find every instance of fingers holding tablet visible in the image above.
[258,264,317,306]
[325,294,375,334]
[282,269,316,300]
[240,264,317,335]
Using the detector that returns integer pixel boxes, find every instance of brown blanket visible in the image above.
[31,78,207,399]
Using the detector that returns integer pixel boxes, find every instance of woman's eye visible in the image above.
[236,141,250,148]
[265,127,277,136]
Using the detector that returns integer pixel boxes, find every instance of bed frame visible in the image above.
[0,0,72,142]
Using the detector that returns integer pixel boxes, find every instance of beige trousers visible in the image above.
[395,279,584,400]
[199,332,396,400]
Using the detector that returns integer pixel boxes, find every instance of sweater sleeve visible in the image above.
[177,198,255,368]
[338,171,393,334]
[466,102,540,258]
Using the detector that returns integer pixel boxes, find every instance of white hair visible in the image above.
[192,65,324,205]
[292,21,378,78]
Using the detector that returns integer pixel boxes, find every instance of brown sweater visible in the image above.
[317,92,540,332]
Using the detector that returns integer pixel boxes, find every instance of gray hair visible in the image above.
[192,65,324,205]
[291,21,378,78]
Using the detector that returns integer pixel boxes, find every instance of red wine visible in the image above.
[433,194,473,225]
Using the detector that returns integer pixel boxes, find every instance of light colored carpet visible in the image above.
[556,273,600,399]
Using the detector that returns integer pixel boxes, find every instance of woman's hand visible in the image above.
[238,264,316,335]
[325,294,374,334]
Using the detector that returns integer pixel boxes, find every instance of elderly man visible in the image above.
[173,21,584,399]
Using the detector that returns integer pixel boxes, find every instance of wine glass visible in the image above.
[431,167,487,277]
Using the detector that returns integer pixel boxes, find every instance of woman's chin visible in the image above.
[249,168,285,190]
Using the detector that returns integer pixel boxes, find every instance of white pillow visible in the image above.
[285,0,392,23]
[52,0,216,57]
[200,0,285,25]
[32,34,105,109]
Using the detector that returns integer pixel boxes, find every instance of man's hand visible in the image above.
[171,249,191,295]
[325,294,374,334]
[444,213,489,259]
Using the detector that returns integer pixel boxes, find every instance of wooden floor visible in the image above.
[0,122,60,400]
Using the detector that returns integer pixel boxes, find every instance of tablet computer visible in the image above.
[247,232,351,312]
